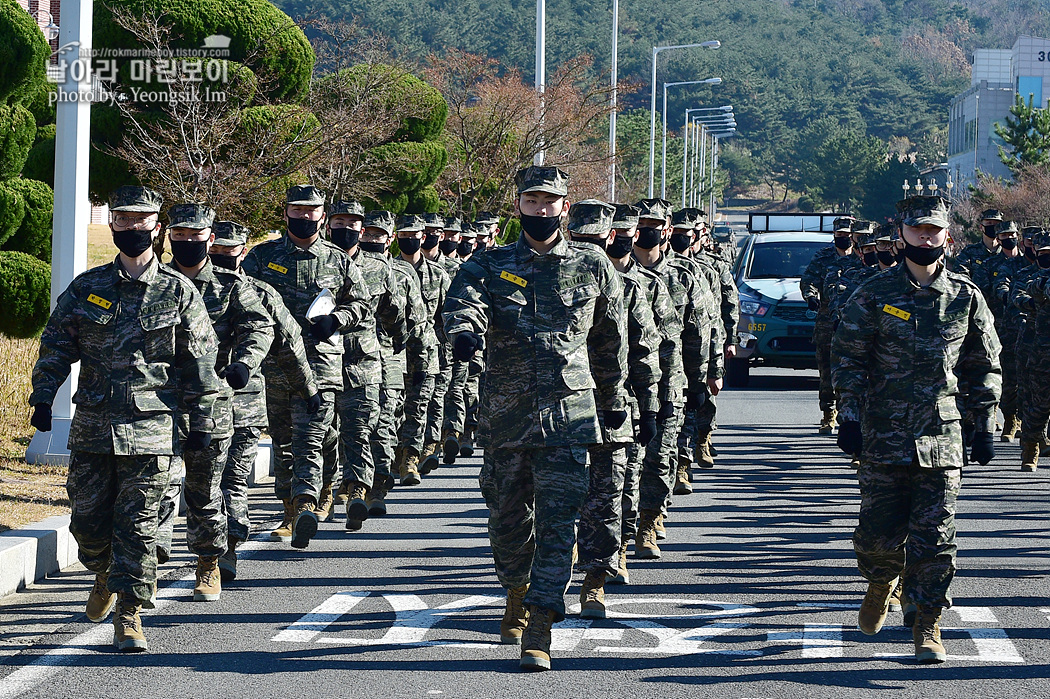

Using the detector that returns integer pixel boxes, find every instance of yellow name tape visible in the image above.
[267,262,288,274]
[86,294,113,310]
[882,304,911,321]
[500,270,527,288]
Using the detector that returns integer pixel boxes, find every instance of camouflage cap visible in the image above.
[396,214,425,233]
[996,220,1019,235]
[671,207,702,230]
[363,210,395,235]
[1034,230,1050,250]
[851,220,875,234]
[110,185,163,213]
[461,222,482,238]
[635,198,673,222]
[443,216,463,233]
[1021,225,1042,241]
[167,203,216,230]
[833,216,856,232]
[285,184,325,206]
[567,199,615,237]
[329,200,365,218]
[515,165,570,196]
[980,208,1004,222]
[474,211,500,227]
[612,204,641,227]
[875,223,898,242]
[897,195,950,228]
[423,213,445,228]
[212,220,250,247]
[856,231,878,248]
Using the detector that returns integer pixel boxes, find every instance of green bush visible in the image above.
[3,178,53,261]
[326,65,447,143]
[23,82,56,127]
[406,185,440,214]
[0,0,50,106]
[21,135,54,187]
[0,180,26,247]
[368,140,448,191]
[0,103,37,179]
[0,250,51,338]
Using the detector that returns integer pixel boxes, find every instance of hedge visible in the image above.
[3,178,53,261]
[0,250,51,338]
[0,0,50,106]
[0,103,37,179]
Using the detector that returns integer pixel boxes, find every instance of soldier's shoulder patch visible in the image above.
[86,293,113,310]
[882,304,911,321]
[500,270,527,287]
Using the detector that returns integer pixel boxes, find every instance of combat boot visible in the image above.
[901,588,917,628]
[345,484,369,531]
[419,442,440,475]
[367,480,389,516]
[519,606,556,672]
[818,407,838,435]
[460,427,475,457]
[655,512,667,540]
[142,580,158,610]
[290,495,319,549]
[579,570,607,619]
[442,431,460,464]
[399,449,422,486]
[696,429,715,469]
[913,606,947,663]
[1021,440,1039,472]
[113,594,148,652]
[85,572,116,622]
[857,577,898,635]
[609,542,630,585]
[500,584,529,645]
[673,455,693,494]
[218,539,239,583]
[1001,413,1020,442]
[193,556,221,601]
[271,498,295,542]
[334,480,349,507]
[315,483,335,523]
[888,579,902,613]
[850,456,861,469]
[635,510,662,559]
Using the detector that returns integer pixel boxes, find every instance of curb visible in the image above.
[0,439,273,599]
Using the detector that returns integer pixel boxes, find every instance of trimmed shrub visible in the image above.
[324,65,447,142]
[0,104,37,179]
[23,82,56,127]
[0,250,51,338]
[0,0,50,106]
[368,141,448,191]
[0,180,26,247]
[21,134,54,187]
[4,178,53,261]
[406,185,440,214]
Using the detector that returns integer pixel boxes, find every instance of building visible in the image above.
[947,36,1050,188]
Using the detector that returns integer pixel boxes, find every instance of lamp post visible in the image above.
[707,130,735,218]
[682,106,733,207]
[534,0,546,166]
[689,112,734,207]
[609,0,618,200]
[661,78,721,198]
[648,40,721,196]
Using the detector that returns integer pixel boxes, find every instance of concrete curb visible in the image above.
[0,440,273,598]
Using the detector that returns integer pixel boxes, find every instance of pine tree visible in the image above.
[995,93,1050,173]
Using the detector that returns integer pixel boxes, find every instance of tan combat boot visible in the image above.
[857,577,898,635]
[367,480,389,517]
[290,495,319,549]
[85,572,116,622]
[219,545,238,583]
[1021,440,1039,472]
[673,455,693,494]
[193,556,221,602]
[655,512,667,540]
[334,480,349,507]
[913,606,947,663]
[635,510,662,559]
[271,498,295,542]
[519,606,556,672]
[442,431,460,464]
[397,448,422,486]
[888,579,902,613]
[315,483,335,523]
[696,429,715,469]
[419,442,440,475]
[345,484,369,531]
[1001,413,1020,442]
[609,542,630,585]
[580,570,607,619]
[818,407,838,435]
[460,428,476,457]
[500,584,529,645]
[113,594,148,652]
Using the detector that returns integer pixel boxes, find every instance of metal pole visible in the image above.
[649,47,658,197]
[710,136,719,217]
[534,0,546,166]
[609,0,618,201]
[681,110,689,208]
[699,124,708,208]
[661,83,668,199]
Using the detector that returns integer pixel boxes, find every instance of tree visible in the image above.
[994,93,1050,173]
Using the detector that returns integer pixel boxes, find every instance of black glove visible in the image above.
[656,401,675,422]
[684,393,701,410]
[310,314,339,340]
[30,404,52,432]
[962,421,976,448]
[837,420,862,456]
[638,411,658,446]
[412,371,426,387]
[305,392,322,414]
[807,297,820,312]
[183,431,212,451]
[224,361,250,390]
[603,410,628,430]
[970,430,995,466]
[392,338,406,354]
[453,331,483,361]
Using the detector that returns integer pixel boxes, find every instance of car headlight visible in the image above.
[739,299,770,316]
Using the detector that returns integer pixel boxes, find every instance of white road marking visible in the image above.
[875,627,1024,663]
[796,602,860,609]
[953,607,998,623]
[594,620,759,656]
[271,591,370,643]
[801,624,843,658]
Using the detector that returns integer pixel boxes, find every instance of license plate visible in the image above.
[747,322,767,332]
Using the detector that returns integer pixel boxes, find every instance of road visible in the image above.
[2,367,1049,699]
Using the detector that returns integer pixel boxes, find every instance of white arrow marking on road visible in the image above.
[953,606,998,623]
[595,620,759,656]
[271,591,371,643]
[875,627,1025,663]
[766,624,844,658]
[313,594,503,647]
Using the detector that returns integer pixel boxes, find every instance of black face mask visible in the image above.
[876,250,896,266]
[112,228,154,257]
[863,251,879,267]
[360,241,387,253]
[421,233,440,251]
[606,236,634,259]
[669,233,693,254]
[209,253,239,270]
[170,239,209,268]
[984,225,998,238]
[458,240,475,257]
[1038,253,1050,269]
[397,237,422,255]
[1024,245,1037,261]
[635,227,663,250]
[519,214,561,242]
[439,240,458,255]
[1000,238,1018,251]
[571,236,606,248]
[330,227,360,251]
[903,243,944,265]
[834,235,852,251]
[287,217,321,240]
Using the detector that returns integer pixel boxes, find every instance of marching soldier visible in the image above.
[475,211,500,251]
[1019,231,1050,470]
[951,209,1005,298]
[985,221,1024,441]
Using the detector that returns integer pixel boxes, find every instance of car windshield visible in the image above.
[746,241,829,279]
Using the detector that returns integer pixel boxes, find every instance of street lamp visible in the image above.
[682,106,733,206]
[609,0,619,200]
[688,112,734,206]
[535,0,546,165]
[661,78,722,198]
[648,40,721,196]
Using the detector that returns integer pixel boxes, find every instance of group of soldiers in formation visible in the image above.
[24,162,1029,670]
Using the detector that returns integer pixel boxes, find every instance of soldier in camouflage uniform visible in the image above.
[163,204,273,601]
[996,225,1040,447]
[475,211,500,251]
[456,222,488,458]
[801,216,858,433]
[950,209,1004,295]
[29,185,222,652]
[444,166,628,672]
[242,185,373,549]
[566,200,662,617]
[983,221,1024,441]
[1018,231,1050,470]
[832,195,1001,664]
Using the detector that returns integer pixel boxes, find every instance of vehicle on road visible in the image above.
[728,213,843,387]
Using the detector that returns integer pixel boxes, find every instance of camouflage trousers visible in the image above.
[578,444,627,576]
[426,345,453,444]
[464,372,481,434]
[620,442,644,540]
[156,458,184,562]
[338,384,381,488]
[998,339,1018,420]
[267,386,335,502]
[854,462,961,608]
[67,451,171,603]
[399,374,436,456]
[157,437,230,559]
[639,405,686,512]
[1020,361,1050,443]
[813,323,835,411]
[479,445,591,621]
[371,385,406,490]
[442,359,470,437]
[222,426,262,544]
[678,390,717,459]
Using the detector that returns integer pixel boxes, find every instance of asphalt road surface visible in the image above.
[2,367,1048,699]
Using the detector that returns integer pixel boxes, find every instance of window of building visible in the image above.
[1017,76,1043,107]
